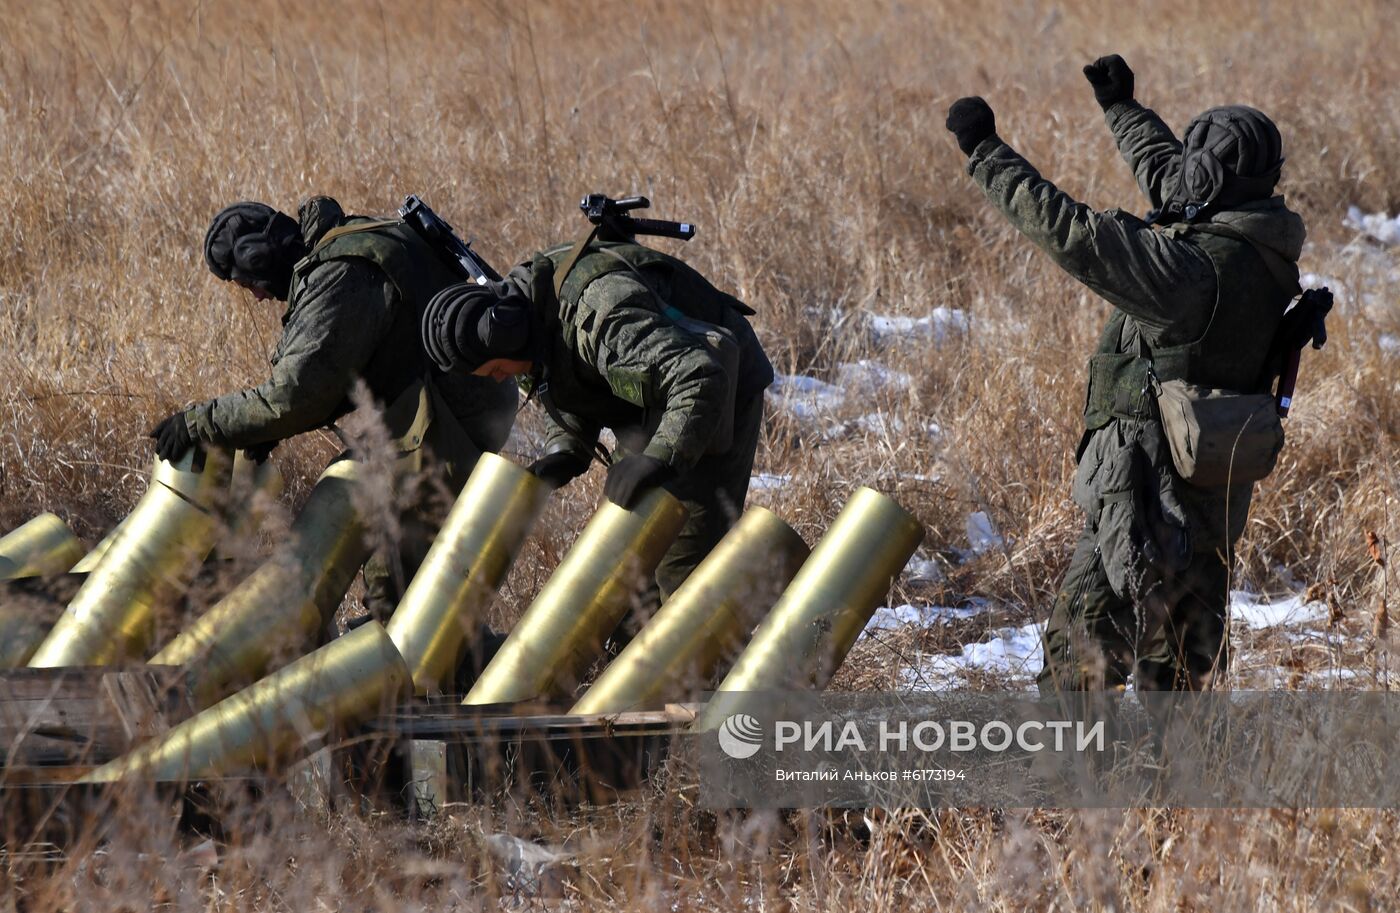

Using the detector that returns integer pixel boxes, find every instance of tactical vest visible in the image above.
[541,239,773,399]
[1083,227,1292,430]
[291,218,513,472]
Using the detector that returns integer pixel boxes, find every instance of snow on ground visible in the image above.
[1381,334,1399,356]
[749,472,791,491]
[1228,590,1329,629]
[767,373,846,421]
[834,360,913,394]
[864,600,987,632]
[899,621,1045,690]
[884,588,1340,691]
[1345,206,1400,245]
[866,308,969,346]
[964,511,1004,556]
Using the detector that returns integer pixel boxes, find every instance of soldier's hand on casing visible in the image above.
[945,97,996,156]
[1083,54,1134,110]
[603,454,673,509]
[528,451,591,489]
[149,411,195,463]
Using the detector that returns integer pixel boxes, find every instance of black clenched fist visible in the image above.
[1083,54,1134,110]
[945,96,997,156]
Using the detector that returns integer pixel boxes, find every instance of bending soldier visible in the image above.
[421,225,773,603]
[945,56,1306,691]
[150,196,518,616]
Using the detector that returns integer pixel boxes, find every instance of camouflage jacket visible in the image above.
[515,241,772,473]
[186,197,517,465]
[965,101,1305,550]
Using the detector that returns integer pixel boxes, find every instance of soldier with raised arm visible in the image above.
[945,56,1306,691]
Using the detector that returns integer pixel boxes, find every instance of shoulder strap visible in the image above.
[552,225,601,300]
[311,218,404,253]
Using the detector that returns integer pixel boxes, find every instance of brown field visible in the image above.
[2,0,1399,909]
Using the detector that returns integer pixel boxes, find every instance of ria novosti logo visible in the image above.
[717,714,764,759]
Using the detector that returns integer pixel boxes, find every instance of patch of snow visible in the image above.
[1345,206,1400,245]
[901,556,944,585]
[864,601,986,632]
[1228,591,1328,630]
[965,511,1004,556]
[835,360,913,394]
[1380,333,1399,356]
[902,621,1045,689]
[768,373,846,420]
[867,308,969,346]
[749,472,791,491]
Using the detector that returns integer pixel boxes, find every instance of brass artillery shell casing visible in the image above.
[150,459,369,708]
[696,487,924,730]
[27,450,233,668]
[386,454,548,695]
[68,518,126,575]
[463,487,688,706]
[83,621,411,783]
[0,513,86,581]
[74,451,283,575]
[570,507,809,715]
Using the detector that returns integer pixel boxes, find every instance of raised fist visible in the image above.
[1083,54,1134,110]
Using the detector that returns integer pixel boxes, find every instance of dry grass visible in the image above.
[2,0,1399,909]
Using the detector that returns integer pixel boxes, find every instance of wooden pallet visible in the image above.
[0,665,194,784]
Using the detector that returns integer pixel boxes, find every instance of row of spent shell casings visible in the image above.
[2,450,925,782]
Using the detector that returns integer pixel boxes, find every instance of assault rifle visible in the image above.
[1274,287,1333,417]
[579,194,696,242]
[398,194,502,285]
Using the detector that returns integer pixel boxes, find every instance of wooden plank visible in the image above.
[0,667,193,771]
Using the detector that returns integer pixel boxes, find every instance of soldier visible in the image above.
[944,56,1306,691]
[149,196,519,616]
[420,227,773,603]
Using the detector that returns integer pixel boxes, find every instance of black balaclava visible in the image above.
[1168,105,1284,221]
[203,202,308,301]
[421,279,533,374]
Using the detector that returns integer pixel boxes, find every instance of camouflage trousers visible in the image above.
[655,391,764,599]
[1037,524,1233,693]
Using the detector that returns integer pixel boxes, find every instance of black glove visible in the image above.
[149,411,196,463]
[528,451,591,489]
[945,97,996,156]
[603,454,673,509]
[244,441,279,464]
[1082,54,1134,110]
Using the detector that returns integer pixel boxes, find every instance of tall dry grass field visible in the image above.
[2,0,1399,909]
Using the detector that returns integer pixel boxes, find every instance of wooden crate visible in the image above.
[0,666,194,784]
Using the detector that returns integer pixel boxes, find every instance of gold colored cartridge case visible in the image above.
[571,507,809,715]
[69,518,126,575]
[74,452,283,575]
[151,460,368,708]
[27,450,232,668]
[386,454,548,695]
[696,487,923,730]
[0,513,85,581]
[221,450,286,546]
[463,487,688,706]
[83,621,410,783]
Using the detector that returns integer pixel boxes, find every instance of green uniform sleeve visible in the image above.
[186,259,395,447]
[1104,100,1183,212]
[577,272,728,471]
[965,137,1216,341]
